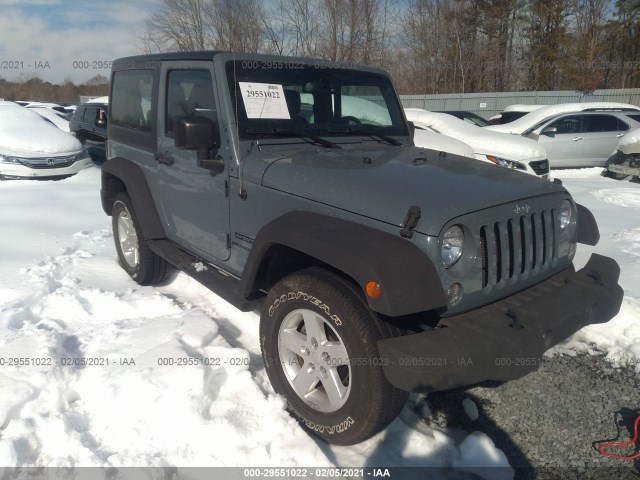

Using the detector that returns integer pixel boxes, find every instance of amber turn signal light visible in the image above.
[365,281,381,299]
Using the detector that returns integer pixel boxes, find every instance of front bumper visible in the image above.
[378,253,623,392]
[0,157,93,178]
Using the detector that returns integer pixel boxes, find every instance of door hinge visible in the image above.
[226,234,231,249]
[225,180,230,198]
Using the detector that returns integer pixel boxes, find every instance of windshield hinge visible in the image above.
[399,206,422,238]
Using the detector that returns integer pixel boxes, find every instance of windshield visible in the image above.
[226,61,408,140]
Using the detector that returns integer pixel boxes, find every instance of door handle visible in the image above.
[155,152,174,166]
[572,137,583,141]
[616,133,625,138]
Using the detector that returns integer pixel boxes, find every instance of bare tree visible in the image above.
[140,0,264,53]
[567,0,609,92]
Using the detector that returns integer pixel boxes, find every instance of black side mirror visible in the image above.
[541,126,558,137]
[175,117,223,173]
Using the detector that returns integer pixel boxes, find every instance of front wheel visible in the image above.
[260,268,408,445]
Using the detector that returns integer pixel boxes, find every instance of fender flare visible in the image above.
[576,203,599,246]
[100,157,167,239]
[241,212,446,317]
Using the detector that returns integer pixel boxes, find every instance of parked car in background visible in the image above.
[520,110,640,168]
[484,102,640,168]
[485,102,640,135]
[69,102,108,162]
[435,110,491,127]
[405,108,551,178]
[605,127,640,180]
[29,106,71,132]
[0,101,91,180]
[490,104,548,125]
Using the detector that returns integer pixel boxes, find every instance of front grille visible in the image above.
[18,155,76,169]
[529,159,549,176]
[479,209,557,288]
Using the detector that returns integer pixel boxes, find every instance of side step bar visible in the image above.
[147,239,264,312]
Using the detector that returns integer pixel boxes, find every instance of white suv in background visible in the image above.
[405,109,551,179]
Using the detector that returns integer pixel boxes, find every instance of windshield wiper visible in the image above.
[246,129,341,149]
[328,128,403,146]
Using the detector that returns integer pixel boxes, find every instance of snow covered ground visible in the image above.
[0,166,638,478]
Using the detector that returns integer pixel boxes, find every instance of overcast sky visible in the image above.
[0,0,159,84]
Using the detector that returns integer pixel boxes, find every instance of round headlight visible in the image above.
[441,225,464,268]
[559,200,572,230]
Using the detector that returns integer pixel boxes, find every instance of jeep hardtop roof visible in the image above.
[112,51,390,77]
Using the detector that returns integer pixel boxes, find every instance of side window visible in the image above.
[111,70,153,131]
[583,114,621,133]
[165,69,216,136]
[75,106,86,122]
[549,115,582,134]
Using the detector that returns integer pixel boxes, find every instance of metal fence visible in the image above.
[399,88,640,118]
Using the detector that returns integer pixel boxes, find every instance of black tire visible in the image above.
[112,192,171,285]
[260,268,408,445]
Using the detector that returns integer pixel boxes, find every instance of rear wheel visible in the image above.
[112,192,171,285]
[260,268,408,445]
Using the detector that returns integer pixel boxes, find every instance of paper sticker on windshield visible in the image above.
[239,82,290,119]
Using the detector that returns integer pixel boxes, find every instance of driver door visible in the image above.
[156,61,230,261]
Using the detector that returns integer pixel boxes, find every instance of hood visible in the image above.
[405,109,546,161]
[486,102,640,135]
[0,102,81,155]
[252,143,565,236]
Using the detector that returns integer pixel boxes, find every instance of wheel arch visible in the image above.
[101,157,167,240]
[241,212,446,317]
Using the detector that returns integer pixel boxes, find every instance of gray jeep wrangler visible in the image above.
[101,51,623,445]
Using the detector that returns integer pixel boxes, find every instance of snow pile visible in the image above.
[29,107,71,132]
[453,432,513,480]
[413,128,476,159]
[590,188,640,208]
[405,108,546,161]
[503,104,547,113]
[485,102,640,134]
[0,101,80,154]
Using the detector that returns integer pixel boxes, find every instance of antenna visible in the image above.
[232,52,247,200]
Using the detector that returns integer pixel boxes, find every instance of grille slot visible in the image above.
[480,209,556,288]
